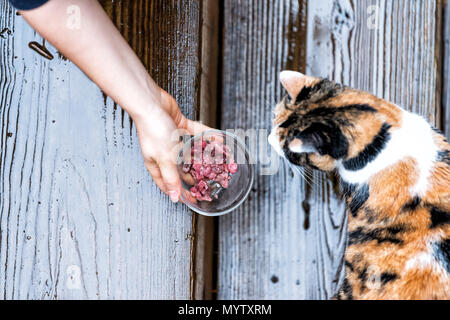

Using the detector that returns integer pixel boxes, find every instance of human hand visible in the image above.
[133,88,210,202]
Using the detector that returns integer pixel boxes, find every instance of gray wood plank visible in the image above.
[218,0,442,300]
[218,0,345,300]
[444,0,450,138]
[0,0,201,299]
[307,0,442,122]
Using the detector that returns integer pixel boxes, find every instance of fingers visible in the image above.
[158,160,182,203]
[181,118,212,136]
[180,186,197,204]
[145,161,168,194]
[180,171,195,186]
[142,113,213,203]
[146,160,182,203]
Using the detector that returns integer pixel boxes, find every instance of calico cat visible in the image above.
[269,71,450,300]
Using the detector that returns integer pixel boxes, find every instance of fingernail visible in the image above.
[169,191,178,203]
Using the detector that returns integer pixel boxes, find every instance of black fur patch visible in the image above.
[348,184,370,217]
[294,79,343,104]
[345,260,354,272]
[303,104,377,119]
[433,239,450,273]
[343,123,391,171]
[430,207,450,228]
[299,121,349,159]
[295,83,318,103]
[384,225,408,234]
[436,150,450,165]
[380,272,398,285]
[431,126,446,138]
[279,113,299,128]
[358,267,368,292]
[283,120,350,160]
[336,277,353,300]
[280,102,377,163]
[402,196,421,212]
[363,208,378,224]
[348,225,405,245]
[340,180,356,197]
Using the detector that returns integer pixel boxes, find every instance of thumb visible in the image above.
[158,161,181,203]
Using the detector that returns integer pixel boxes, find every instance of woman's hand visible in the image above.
[133,89,210,202]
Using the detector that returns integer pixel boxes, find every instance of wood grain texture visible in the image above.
[444,0,450,138]
[307,0,442,123]
[193,0,220,300]
[218,0,443,300]
[218,0,346,300]
[0,0,201,299]
[323,0,442,123]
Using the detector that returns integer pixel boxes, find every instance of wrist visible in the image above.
[127,100,158,122]
[124,78,163,121]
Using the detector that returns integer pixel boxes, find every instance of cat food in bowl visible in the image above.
[177,130,254,216]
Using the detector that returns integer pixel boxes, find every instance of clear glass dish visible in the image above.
[177,130,254,216]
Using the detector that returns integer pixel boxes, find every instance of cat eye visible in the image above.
[284,96,295,111]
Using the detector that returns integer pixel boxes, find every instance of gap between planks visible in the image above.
[191,0,220,300]
[443,0,450,138]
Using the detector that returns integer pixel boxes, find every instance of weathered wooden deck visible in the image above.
[0,0,448,299]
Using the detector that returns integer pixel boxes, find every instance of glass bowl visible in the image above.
[177,130,254,216]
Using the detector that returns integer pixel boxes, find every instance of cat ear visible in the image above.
[280,71,316,100]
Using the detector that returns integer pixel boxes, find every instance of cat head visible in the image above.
[269,71,401,172]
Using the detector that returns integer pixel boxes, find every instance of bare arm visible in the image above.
[21,0,209,202]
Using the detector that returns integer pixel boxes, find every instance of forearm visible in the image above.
[21,0,159,119]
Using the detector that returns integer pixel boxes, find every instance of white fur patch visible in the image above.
[268,127,285,157]
[268,127,315,157]
[405,252,436,271]
[405,234,448,276]
[338,109,438,196]
[404,252,449,278]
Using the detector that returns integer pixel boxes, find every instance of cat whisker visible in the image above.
[303,168,315,188]
[301,166,318,189]
[289,164,314,189]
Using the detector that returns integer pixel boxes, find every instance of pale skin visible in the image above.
[20,0,210,202]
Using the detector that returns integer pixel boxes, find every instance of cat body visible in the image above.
[269,71,450,300]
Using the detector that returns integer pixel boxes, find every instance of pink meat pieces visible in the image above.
[186,137,238,202]
[228,163,238,174]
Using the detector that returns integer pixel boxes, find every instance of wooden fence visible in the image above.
[0,0,448,299]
